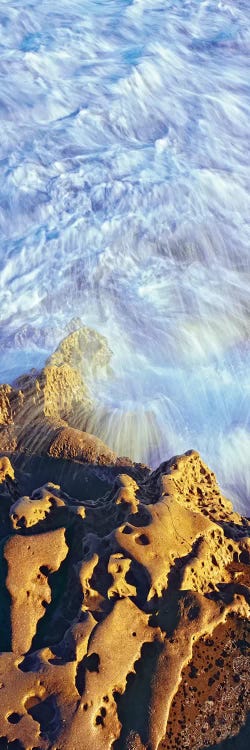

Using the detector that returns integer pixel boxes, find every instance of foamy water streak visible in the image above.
[0,1,249,511]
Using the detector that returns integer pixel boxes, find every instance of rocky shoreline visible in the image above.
[0,329,249,749]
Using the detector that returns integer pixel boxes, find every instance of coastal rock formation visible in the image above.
[0,449,249,750]
[46,326,112,378]
[0,327,118,464]
[48,425,117,465]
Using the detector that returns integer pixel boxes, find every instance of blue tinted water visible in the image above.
[0,1,249,510]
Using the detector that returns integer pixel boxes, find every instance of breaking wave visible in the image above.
[0,1,249,511]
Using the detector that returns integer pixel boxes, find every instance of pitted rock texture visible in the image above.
[0,450,249,750]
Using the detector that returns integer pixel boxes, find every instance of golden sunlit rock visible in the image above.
[0,447,249,750]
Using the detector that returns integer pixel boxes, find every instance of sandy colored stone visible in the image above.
[0,612,95,749]
[108,553,137,599]
[0,329,146,469]
[47,326,112,376]
[0,450,249,750]
[60,598,160,750]
[41,363,91,422]
[0,328,127,468]
[78,549,106,613]
[160,615,250,750]
[113,473,140,513]
[48,424,117,465]
[0,384,12,424]
[115,493,214,601]
[4,528,68,653]
[9,481,86,530]
[0,424,17,452]
[4,338,250,750]
[0,456,15,483]
[148,591,249,750]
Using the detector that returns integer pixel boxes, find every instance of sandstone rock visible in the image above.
[0,450,249,750]
[160,615,250,750]
[0,424,17,452]
[0,384,13,425]
[0,456,15,484]
[48,425,117,465]
[0,327,116,464]
[4,527,68,653]
[46,326,112,377]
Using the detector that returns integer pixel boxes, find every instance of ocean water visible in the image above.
[0,0,249,511]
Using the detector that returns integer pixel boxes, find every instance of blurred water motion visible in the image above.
[0,1,249,511]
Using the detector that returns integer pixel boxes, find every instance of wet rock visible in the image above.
[0,327,116,464]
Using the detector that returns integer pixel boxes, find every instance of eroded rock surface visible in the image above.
[0,449,249,750]
[46,326,112,377]
[0,327,119,465]
[48,425,117,465]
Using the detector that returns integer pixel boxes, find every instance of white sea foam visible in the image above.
[0,1,249,511]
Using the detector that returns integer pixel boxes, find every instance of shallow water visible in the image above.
[0,1,249,511]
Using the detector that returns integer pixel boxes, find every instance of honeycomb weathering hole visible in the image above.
[7,713,22,725]
[135,533,150,546]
